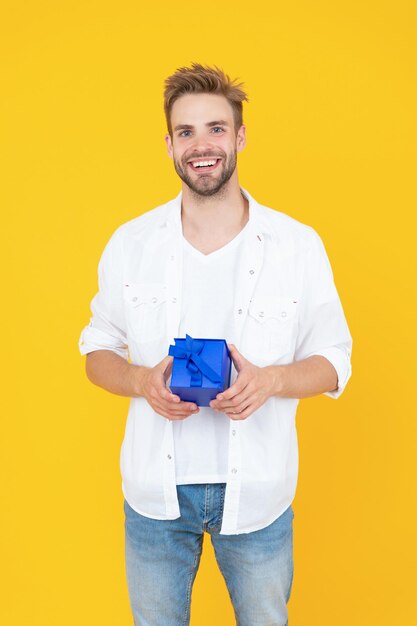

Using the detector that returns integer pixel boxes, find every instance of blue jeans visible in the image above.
[124,483,294,626]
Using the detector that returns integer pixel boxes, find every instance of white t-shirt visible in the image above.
[173,225,248,484]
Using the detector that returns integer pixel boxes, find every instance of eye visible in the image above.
[179,130,192,137]
[211,127,224,134]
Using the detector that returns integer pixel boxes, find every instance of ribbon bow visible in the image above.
[169,334,222,388]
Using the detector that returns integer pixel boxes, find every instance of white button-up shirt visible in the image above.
[79,188,352,534]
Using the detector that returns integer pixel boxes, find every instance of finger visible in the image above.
[155,407,195,420]
[162,404,200,414]
[164,413,194,421]
[157,355,174,375]
[164,404,199,415]
[164,411,198,421]
[226,401,256,421]
[215,390,253,413]
[227,395,264,420]
[157,354,173,368]
[212,377,249,403]
[151,384,199,411]
[158,386,182,403]
[154,403,199,419]
[163,360,173,383]
[155,397,199,413]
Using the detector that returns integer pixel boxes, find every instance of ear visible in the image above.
[236,124,246,153]
[164,133,174,159]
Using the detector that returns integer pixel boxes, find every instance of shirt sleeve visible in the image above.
[78,228,128,359]
[294,228,352,399]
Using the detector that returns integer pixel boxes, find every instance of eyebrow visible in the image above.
[207,120,229,127]
[173,120,230,132]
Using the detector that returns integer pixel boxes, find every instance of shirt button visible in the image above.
[170,255,175,261]
[231,467,238,474]
[167,454,172,460]
[281,311,287,317]
[249,269,255,275]
[258,311,265,318]
[232,429,236,436]
[132,296,138,302]
[238,308,243,315]
[151,297,158,304]
[172,297,177,303]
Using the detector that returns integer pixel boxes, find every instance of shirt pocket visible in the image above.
[244,296,298,359]
[123,283,167,343]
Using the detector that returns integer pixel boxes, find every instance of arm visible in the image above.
[210,345,337,420]
[85,349,199,420]
[270,354,338,398]
[85,349,145,398]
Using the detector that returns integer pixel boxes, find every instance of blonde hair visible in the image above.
[164,63,248,136]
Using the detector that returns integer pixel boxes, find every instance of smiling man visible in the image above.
[79,63,352,626]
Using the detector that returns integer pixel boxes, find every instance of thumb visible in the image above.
[227,344,246,372]
[158,355,173,375]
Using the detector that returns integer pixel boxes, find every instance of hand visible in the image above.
[210,344,277,420]
[136,355,199,421]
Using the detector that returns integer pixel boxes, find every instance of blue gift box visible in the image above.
[168,334,232,407]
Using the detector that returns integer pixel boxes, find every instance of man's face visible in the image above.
[165,93,246,197]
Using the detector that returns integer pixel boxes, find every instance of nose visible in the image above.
[190,132,215,155]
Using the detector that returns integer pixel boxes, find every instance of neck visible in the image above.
[180,173,249,236]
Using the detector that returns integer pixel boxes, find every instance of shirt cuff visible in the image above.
[79,325,128,360]
[309,346,352,399]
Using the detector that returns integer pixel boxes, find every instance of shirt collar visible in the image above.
[165,187,270,236]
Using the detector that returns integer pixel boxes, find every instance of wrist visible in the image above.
[267,365,286,397]
[130,364,149,397]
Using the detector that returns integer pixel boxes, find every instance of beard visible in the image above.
[173,148,237,197]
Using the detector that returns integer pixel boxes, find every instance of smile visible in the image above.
[187,158,222,172]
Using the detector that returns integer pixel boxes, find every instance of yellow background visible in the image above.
[1,1,416,624]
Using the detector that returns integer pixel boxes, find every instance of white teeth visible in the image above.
[192,159,217,167]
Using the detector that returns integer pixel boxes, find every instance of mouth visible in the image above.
[187,158,222,173]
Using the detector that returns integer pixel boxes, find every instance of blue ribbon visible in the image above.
[169,334,223,387]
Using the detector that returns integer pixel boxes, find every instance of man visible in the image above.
[79,63,352,626]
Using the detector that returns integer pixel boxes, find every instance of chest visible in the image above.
[122,234,301,367]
